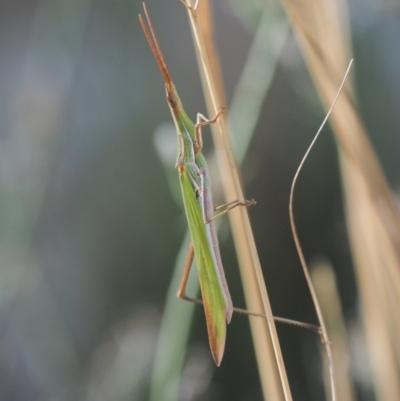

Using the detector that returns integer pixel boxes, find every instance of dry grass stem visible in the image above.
[281,0,400,399]
[183,0,291,399]
[312,260,356,401]
[289,60,353,401]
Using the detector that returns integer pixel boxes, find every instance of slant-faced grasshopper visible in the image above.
[139,4,256,365]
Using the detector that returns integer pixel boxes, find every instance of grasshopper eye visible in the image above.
[166,93,177,108]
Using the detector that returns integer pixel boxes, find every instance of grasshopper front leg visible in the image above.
[193,108,225,155]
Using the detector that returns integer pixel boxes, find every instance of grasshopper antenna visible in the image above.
[139,3,173,89]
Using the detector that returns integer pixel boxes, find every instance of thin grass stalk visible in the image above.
[312,260,356,401]
[280,0,400,398]
[185,0,291,399]
[289,60,353,401]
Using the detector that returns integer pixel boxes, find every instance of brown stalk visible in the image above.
[289,60,353,401]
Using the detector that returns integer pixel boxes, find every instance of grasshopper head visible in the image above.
[165,82,182,113]
[140,4,178,108]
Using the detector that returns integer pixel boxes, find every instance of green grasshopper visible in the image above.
[139,4,255,365]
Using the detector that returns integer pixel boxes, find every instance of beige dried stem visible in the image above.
[183,0,290,400]
[289,59,353,401]
[312,259,356,401]
[317,260,357,401]
[281,0,400,399]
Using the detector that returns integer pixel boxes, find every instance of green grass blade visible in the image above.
[149,232,197,401]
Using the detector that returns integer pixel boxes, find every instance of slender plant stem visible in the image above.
[289,60,353,401]
[184,1,291,399]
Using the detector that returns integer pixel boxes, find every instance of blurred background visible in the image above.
[0,0,399,400]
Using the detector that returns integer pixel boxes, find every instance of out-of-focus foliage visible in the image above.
[0,0,399,400]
